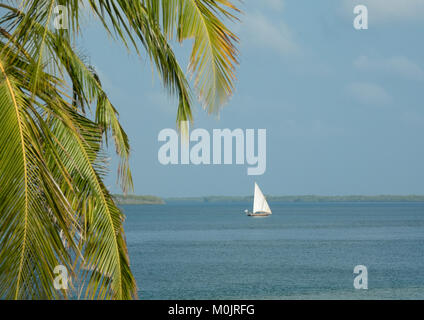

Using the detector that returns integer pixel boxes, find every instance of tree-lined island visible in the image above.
[113,195,165,205]
[114,195,424,205]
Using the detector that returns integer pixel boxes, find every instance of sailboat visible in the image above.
[245,183,272,217]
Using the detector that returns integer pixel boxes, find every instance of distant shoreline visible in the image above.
[114,194,424,205]
[166,195,424,203]
[113,194,165,205]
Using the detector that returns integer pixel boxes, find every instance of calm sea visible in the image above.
[122,202,424,300]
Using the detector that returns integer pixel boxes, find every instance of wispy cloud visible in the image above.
[242,12,299,57]
[346,82,392,106]
[354,56,424,80]
[344,0,424,22]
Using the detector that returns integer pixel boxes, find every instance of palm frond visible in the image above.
[0,0,240,300]
[144,0,240,113]
[0,49,77,300]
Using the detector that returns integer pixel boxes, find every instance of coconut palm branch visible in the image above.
[0,0,240,299]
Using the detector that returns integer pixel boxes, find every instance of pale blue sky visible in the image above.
[78,0,424,197]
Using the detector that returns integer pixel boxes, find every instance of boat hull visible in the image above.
[247,212,271,217]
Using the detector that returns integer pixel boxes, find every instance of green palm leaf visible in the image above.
[0,0,240,300]
[0,50,76,300]
[143,0,240,113]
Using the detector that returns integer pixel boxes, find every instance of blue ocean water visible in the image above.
[122,202,424,300]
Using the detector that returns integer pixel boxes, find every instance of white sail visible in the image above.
[253,183,272,214]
